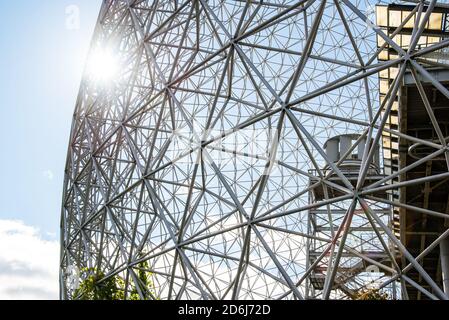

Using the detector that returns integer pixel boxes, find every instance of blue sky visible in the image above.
[0,1,101,239]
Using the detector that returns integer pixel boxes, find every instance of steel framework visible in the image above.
[61,0,449,300]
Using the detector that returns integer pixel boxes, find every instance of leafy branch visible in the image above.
[74,261,157,300]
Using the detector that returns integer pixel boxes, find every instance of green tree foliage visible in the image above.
[74,261,156,300]
[74,268,121,300]
[353,288,389,300]
[127,260,158,300]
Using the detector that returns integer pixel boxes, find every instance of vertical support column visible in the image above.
[441,237,449,297]
[340,136,351,160]
[357,137,366,160]
[373,144,380,168]
[326,138,339,163]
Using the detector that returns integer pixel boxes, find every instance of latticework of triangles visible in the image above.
[61,0,449,300]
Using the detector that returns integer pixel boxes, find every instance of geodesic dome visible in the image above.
[61,0,449,300]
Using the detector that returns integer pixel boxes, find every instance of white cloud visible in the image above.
[0,220,59,300]
[46,231,57,239]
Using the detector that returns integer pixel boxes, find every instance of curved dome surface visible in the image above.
[60,0,449,300]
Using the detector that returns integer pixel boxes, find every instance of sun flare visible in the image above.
[85,48,118,84]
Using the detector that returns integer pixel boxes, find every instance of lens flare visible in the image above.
[85,48,118,84]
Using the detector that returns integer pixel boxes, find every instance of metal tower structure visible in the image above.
[61,0,449,300]
[306,134,395,299]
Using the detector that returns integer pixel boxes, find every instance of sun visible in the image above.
[85,48,119,84]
